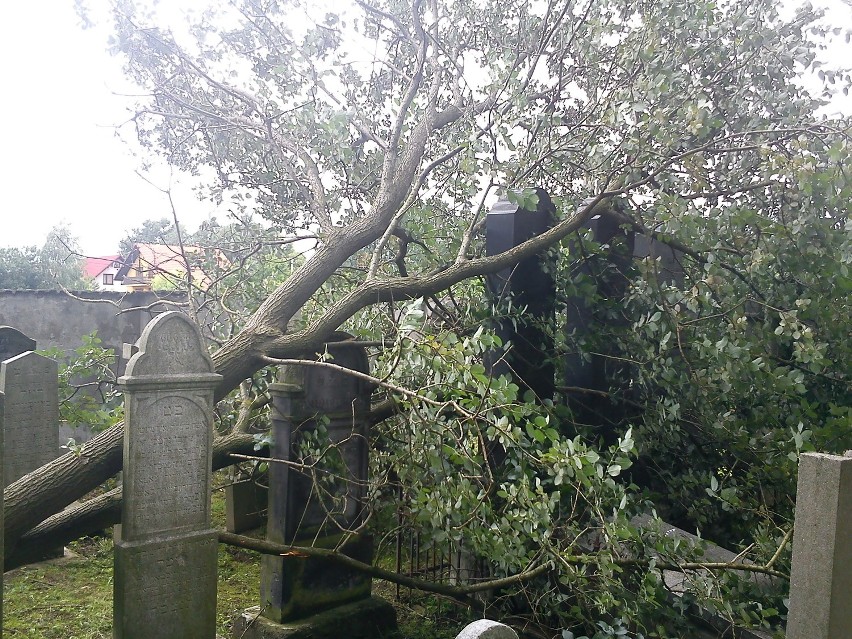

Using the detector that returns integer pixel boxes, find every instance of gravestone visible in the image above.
[485,190,556,401]
[456,620,518,639]
[114,311,221,639]
[1,390,5,637]
[0,351,59,486]
[233,338,397,638]
[0,326,36,365]
[224,469,266,533]
[563,205,685,445]
[786,451,852,638]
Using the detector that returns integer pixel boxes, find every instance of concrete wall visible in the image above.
[0,290,189,376]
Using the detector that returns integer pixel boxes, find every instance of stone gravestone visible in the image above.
[1,389,5,637]
[0,326,36,366]
[224,467,267,533]
[563,205,684,447]
[0,351,59,487]
[233,338,397,638]
[456,620,518,639]
[114,311,221,639]
[485,190,556,401]
[786,451,852,638]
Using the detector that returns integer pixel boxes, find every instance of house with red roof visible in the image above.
[83,244,222,292]
[82,255,124,290]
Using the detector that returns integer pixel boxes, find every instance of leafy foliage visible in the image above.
[68,0,852,635]
[0,225,90,290]
[39,332,123,432]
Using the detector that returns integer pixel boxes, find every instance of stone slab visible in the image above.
[225,479,267,533]
[787,452,852,638]
[1,351,59,486]
[114,312,221,638]
[114,529,218,639]
[0,326,35,364]
[232,596,398,639]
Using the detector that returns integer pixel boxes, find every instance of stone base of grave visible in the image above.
[232,596,399,639]
[114,528,218,639]
[261,533,374,621]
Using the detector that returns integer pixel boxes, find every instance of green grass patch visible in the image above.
[3,482,469,638]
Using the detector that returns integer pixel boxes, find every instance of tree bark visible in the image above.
[4,431,261,567]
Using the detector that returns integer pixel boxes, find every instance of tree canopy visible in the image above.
[8,0,852,635]
[0,226,90,290]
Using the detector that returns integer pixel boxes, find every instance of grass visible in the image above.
[2,479,469,638]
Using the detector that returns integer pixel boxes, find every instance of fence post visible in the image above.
[786,451,852,637]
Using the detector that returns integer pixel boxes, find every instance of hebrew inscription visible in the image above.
[125,395,210,537]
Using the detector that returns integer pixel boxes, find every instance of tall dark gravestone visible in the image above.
[114,312,221,639]
[234,338,397,638]
[563,209,634,414]
[563,207,684,442]
[485,190,557,401]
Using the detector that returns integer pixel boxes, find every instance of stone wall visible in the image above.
[0,290,188,375]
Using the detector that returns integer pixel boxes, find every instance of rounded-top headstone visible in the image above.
[456,620,519,639]
[122,311,215,379]
[0,326,36,364]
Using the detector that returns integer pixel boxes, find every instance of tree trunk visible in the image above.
[4,431,261,568]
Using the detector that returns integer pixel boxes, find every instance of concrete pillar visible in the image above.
[786,451,852,637]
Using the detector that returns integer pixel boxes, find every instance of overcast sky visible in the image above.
[0,1,849,257]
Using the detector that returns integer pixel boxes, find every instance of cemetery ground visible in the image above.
[1,472,461,639]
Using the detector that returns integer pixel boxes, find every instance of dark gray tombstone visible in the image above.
[114,312,221,639]
[234,338,397,638]
[1,351,59,486]
[224,473,266,533]
[485,189,556,401]
[787,452,852,638]
[633,234,685,287]
[563,208,634,394]
[0,326,36,365]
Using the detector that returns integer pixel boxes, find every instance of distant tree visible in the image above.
[0,246,45,289]
[118,217,180,255]
[0,226,89,290]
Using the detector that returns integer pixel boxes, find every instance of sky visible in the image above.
[0,2,219,257]
[0,0,849,257]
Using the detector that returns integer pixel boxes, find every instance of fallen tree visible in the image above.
[5,0,852,634]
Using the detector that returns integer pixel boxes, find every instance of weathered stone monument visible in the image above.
[114,311,221,639]
[786,451,852,638]
[1,389,5,637]
[233,339,397,638]
[0,326,36,365]
[1,350,60,487]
